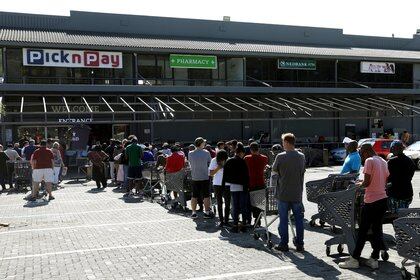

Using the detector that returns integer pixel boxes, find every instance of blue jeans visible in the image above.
[277,200,304,246]
[231,191,251,225]
[123,165,129,189]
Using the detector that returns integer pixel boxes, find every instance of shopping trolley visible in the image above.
[393,208,420,279]
[13,160,32,192]
[306,173,358,227]
[141,161,163,201]
[251,186,296,249]
[161,169,191,211]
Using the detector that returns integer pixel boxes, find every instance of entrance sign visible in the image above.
[23,48,123,68]
[278,59,316,70]
[170,54,217,69]
[360,62,395,74]
[59,118,93,123]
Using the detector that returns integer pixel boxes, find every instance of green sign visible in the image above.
[170,54,217,69]
[278,59,316,70]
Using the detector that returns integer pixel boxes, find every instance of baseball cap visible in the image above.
[342,137,353,144]
[194,137,206,147]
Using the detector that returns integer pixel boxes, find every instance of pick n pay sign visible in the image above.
[23,48,123,68]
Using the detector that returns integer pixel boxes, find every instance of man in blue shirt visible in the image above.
[340,141,361,174]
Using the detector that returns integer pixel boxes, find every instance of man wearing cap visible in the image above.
[188,137,214,219]
[340,140,361,174]
[387,141,415,211]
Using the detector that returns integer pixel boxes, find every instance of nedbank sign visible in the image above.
[23,48,123,68]
[170,54,217,69]
[278,59,316,70]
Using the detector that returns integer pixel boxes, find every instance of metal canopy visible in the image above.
[1,95,419,125]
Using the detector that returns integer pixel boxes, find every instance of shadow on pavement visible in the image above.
[288,250,341,279]
[23,199,49,208]
[86,188,106,193]
[331,256,400,279]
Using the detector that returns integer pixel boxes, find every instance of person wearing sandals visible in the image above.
[209,149,230,228]
[51,142,65,188]
[88,145,109,189]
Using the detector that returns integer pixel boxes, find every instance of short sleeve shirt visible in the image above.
[188,149,211,181]
[165,152,185,173]
[340,152,361,174]
[32,147,54,169]
[209,158,228,186]
[363,156,389,203]
[125,143,143,167]
[244,154,268,190]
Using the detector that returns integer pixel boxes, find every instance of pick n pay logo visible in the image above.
[23,48,123,69]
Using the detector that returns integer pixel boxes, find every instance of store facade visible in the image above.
[1,11,420,145]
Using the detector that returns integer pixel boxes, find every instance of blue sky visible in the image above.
[1,0,418,38]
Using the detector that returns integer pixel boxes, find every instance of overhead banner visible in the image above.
[170,54,217,69]
[360,61,395,74]
[23,48,123,68]
[278,59,316,70]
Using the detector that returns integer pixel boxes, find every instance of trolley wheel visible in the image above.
[401,267,411,279]
[415,265,420,279]
[267,240,273,249]
[326,246,331,256]
[381,251,389,262]
[253,233,260,240]
[319,220,326,227]
[309,220,316,227]
[337,244,344,254]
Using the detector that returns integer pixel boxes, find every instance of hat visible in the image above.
[194,137,206,147]
[342,137,353,144]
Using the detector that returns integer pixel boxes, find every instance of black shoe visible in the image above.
[28,197,37,202]
[240,224,248,233]
[197,207,204,213]
[218,222,225,228]
[48,196,55,201]
[296,245,305,252]
[204,212,215,219]
[275,244,289,252]
[191,213,198,219]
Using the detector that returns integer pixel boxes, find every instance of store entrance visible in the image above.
[88,124,112,146]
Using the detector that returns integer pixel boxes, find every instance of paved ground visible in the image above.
[0,166,418,280]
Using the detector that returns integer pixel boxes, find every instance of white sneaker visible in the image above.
[364,257,379,269]
[339,257,360,269]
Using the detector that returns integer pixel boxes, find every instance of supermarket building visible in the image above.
[1,10,420,144]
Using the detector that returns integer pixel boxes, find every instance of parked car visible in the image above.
[403,141,420,169]
[330,138,393,163]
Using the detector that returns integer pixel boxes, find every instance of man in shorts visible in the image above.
[30,140,55,201]
[188,137,214,219]
[124,136,143,196]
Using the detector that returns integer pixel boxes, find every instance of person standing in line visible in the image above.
[5,144,21,190]
[244,142,269,226]
[124,136,143,196]
[340,140,361,174]
[0,145,11,192]
[87,145,109,189]
[339,144,389,270]
[105,139,117,183]
[30,140,55,201]
[188,137,214,219]
[387,141,415,211]
[209,149,230,227]
[222,143,250,233]
[272,133,306,252]
[51,142,65,188]
[23,140,37,161]
[14,143,22,157]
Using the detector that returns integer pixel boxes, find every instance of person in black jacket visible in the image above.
[387,141,415,212]
[222,143,250,233]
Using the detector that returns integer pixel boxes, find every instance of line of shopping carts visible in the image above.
[12,160,32,192]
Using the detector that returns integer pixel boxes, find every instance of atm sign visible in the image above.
[23,48,123,68]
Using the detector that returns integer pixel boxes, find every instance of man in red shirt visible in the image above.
[30,140,55,201]
[244,142,269,226]
[165,146,185,173]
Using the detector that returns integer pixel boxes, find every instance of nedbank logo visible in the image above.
[23,48,123,68]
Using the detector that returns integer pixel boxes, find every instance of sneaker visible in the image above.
[296,245,305,252]
[48,196,55,201]
[191,213,198,219]
[339,257,360,269]
[203,212,215,219]
[364,257,379,269]
[274,244,289,252]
